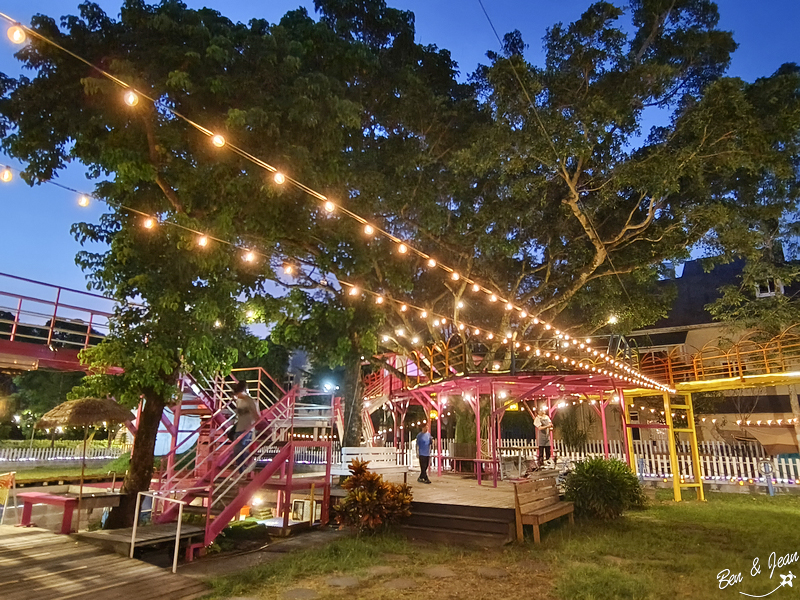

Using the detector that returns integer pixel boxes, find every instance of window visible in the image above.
[756,278,784,298]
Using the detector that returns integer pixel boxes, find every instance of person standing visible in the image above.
[534,406,553,467]
[416,424,432,484]
[231,380,259,473]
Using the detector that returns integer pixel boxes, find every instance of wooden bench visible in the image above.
[513,471,574,543]
[331,447,409,483]
[17,491,78,534]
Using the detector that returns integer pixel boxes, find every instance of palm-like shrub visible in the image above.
[564,457,647,519]
[334,459,413,533]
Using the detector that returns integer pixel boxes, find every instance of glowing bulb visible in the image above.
[459,323,465,331]
[421,310,428,318]
[440,318,446,324]
[487,333,494,340]
[396,328,405,336]
[397,243,408,254]
[348,286,359,296]
[1,168,12,183]
[273,172,286,184]
[284,264,294,274]
[211,134,226,148]
[246,310,254,318]
[7,25,26,44]
[427,258,436,268]
[197,235,208,247]
[382,335,390,342]
[412,336,420,344]
[324,201,335,213]
[124,90,139,106]
[143,217,155,229]
[364,224,374,235]
[375,296,384,304]
[400,304,407,312]
[505,303,513,311]
[474,328,480,335]
[451,272,460,281]
[608,315,618,325]
[243,251,255,262]
[472,283,480,292]
[78,195,90,207]
[214,320,221,328]
[433,319,440,326]
[520,311,527,318]
[457,301,464,309]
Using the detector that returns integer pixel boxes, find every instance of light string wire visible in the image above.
[0,15,671,391]
[0,163,663,391]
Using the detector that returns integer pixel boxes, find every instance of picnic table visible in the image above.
[18,491,78,534]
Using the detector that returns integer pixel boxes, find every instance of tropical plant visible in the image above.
[564,457,646,519]
[333,458,412,533]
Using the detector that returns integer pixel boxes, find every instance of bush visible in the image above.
[564,457,647,519]
[333,459,412,533]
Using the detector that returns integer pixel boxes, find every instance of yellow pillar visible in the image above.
[622,395,636,472]
[662,391,682,502]
[685,393,706,501]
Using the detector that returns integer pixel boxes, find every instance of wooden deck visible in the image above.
[373,472,517,509]
[73,523,205,556]
[0,526,207,600]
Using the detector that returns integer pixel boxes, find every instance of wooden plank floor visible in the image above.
[0,526,207,600]
[73,523,205,555]
[381,472,517,508]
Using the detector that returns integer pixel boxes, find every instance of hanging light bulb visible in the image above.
[451,272,460,281]
[246,309,255,318]
[427,258,436,268]
[214,320,222,328]
[420,310,428,318]
[348,286,359,296]
[457,301,464,309]
[284,264,294,275]
[490,294,498,302]
[7,25,26,44]
[520,311,527,318]
[412,336,420,344]
[487,333,494,340]
[474,328,480,335]
[273,172,286,184]
[440,317,446,324]
[472,283,480,292]
[459,323,465,331]
[382,335,390,342]
[143,217,155,229]
[396,328,405,336]
[433,319,440,326]
[400,304,408,312]
[324,200,335,213]
[364,224,374,235]
[505,302,513,311]
[197,235,208,247]
[211,134,226,148]
[243,250,255,262]
[398,243,408,254]
[1,167,12,183]
[78,195,90,207]
[375,296,384,304]
[124,90,139,107]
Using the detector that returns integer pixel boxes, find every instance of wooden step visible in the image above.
[410,501,515,522]
[405,511,514,535]
[399,524,512,547]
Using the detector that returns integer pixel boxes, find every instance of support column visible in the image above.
[436,397,443,478]
[662,392,682,502]
[684,393,705,501]
[620,391,635,472]
[789,385,800,454]
[599,391,609,459]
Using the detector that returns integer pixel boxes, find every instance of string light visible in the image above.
[0,19,674,392]
[283,264,293,275]
[143,217,155,229]
[364,224,374,235]
[457,301,464,309]
[197,235,208,247]
[243,251,255,262]
[348,286,360,296]
[472,284,480,292]
[1,167,12,182]
[7,25,25,44]
[124,90,139,107]
[427,258,436,268]
[273,172,286,185]
[78,195,90,207]
[398,243,408,254]
[375,296,384,304]
[420,310,428,318]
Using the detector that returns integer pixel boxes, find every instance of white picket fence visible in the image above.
[0,445,130,465]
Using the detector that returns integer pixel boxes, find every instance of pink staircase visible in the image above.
[151,368,334,554]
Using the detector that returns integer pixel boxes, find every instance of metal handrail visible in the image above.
[130,491,185,573]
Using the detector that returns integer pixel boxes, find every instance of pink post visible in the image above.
[475,386,482,486]
[599,391,609,459]
[436,396,443,478]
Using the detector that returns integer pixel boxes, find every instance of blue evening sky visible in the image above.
[0,0,798,296]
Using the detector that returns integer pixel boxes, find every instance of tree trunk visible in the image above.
[105,389,166,528]
[342,357,364,447]
[789,385,800,454]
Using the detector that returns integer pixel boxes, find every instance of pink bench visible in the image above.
[18,492,78,534]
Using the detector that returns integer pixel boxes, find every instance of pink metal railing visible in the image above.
[0,272,115,350]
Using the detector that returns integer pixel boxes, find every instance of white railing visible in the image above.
[0,445,130,464]
[361,437,800,486]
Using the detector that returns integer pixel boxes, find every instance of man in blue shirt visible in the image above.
[416,424,432,484]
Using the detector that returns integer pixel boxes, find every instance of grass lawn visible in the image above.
[11,458,126,483]
[205,490,800,600]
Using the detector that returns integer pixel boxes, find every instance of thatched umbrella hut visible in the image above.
[37,398,133,531]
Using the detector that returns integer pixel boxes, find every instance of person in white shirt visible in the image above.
[534,406,553,466]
